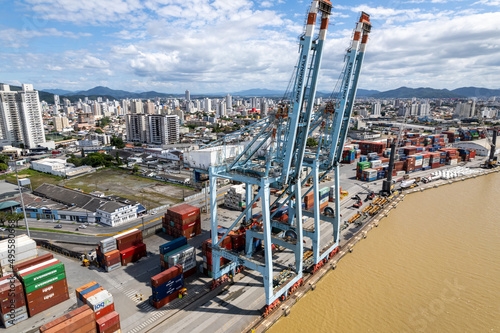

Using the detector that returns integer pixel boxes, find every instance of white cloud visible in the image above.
[0,27,90,48]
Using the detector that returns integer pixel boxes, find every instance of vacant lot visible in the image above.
[2,168,198,208]
[64,168,198,208]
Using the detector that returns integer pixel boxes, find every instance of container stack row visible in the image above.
[150,265,184,309]
[17,255,69,317]
[97,238,120,272]
[39,304,97,333]
[0,275,28,328]
[224,184,246,210]
[162,204,201,240]
[39,302,121,333]
[0,235,37,277]
[201,236,232,278]
[75,282,120,332]
[159,237,197,279]
[97,229,146,270]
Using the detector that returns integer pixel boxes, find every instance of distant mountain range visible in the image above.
[4,84,500,102]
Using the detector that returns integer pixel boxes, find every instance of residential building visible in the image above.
[53,115,70,131]
[126,114,179,144]
[372,102,381,116]
[0,84,45,148]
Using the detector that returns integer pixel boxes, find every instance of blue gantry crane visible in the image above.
[200,2,371,315]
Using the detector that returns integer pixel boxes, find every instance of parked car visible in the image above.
[54,224,62,228]
[78,225,87,229]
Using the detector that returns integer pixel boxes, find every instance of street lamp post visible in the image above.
[14,163,30,237]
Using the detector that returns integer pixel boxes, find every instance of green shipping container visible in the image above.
[22,263,65,287]
[319,187,329,196]
[164,244,190,262]
[25,272,66,294]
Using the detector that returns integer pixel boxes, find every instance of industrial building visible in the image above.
[22,183,139,226]
[30,158,94,178]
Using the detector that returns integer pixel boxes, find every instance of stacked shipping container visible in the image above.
[75,282,118,330]
[0,235,37,277]
[17,258,69,317]
[39,304,97,333]
[163,204,201,240]
[150,265,184,309]
[0,275,28,328]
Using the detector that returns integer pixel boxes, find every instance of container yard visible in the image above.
[0,1,499,332]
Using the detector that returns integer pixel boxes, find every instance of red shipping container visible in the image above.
[104,256,121,267]
[96,311,120,333]
[103,250,120,262]
[100,321,120,333]
[26,278,67,300]
[28,291,69,317]
[151,290,180,309]
[183,267,197,279]
[39,304,93,332]
[13,253,54,273]
[18,259,61,278]
[0,289,25,308]
[94,303,115,321]
[0,297,25,314]
[120,243,146,259]
[27,283,68,308]
[151,265,183,288]
[167,204,200,221]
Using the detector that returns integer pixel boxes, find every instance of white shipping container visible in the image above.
[105,262,121,272]
[0,237,35,257]
[86,290,114,311]
[2,306,27,321]
[415,159,423,166]
[100,237,116,248]
[102,245,117,254]
[17,259,58,276]
[167,247,195,267]
[0,311,28,328]
[1,249,39,267]
[113,229,139,240]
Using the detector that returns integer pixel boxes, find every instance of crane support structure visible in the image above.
[204,2,371,307]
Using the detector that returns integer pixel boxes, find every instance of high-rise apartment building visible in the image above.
[126,114,179,144]
[371,102,381,116]
[130,99,143,114]
[185,90,190,101]
[226,94,232,110]
[148,115,179,144]
[53,115,70,131]
[0,84,46,148]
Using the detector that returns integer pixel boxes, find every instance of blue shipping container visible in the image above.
[79,283,101,302]
[152,274,184,295]
[160,237,187,255]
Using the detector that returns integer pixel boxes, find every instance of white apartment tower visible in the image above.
[371,102,381,116]
[204,98,212,112]
[185,90,190,101]
[226,94,232,110]
[0,84,46,148]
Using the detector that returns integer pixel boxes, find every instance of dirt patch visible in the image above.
[64,168,199,208]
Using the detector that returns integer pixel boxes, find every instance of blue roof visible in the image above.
[0,201,20,210]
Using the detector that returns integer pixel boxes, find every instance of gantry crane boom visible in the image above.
[200,4,372,313]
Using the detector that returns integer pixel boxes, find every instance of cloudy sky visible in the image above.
[1,0,500,94]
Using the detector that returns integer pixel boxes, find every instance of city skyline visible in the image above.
[1,0,500,93]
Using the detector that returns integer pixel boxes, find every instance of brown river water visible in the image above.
[270,172,500,333]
